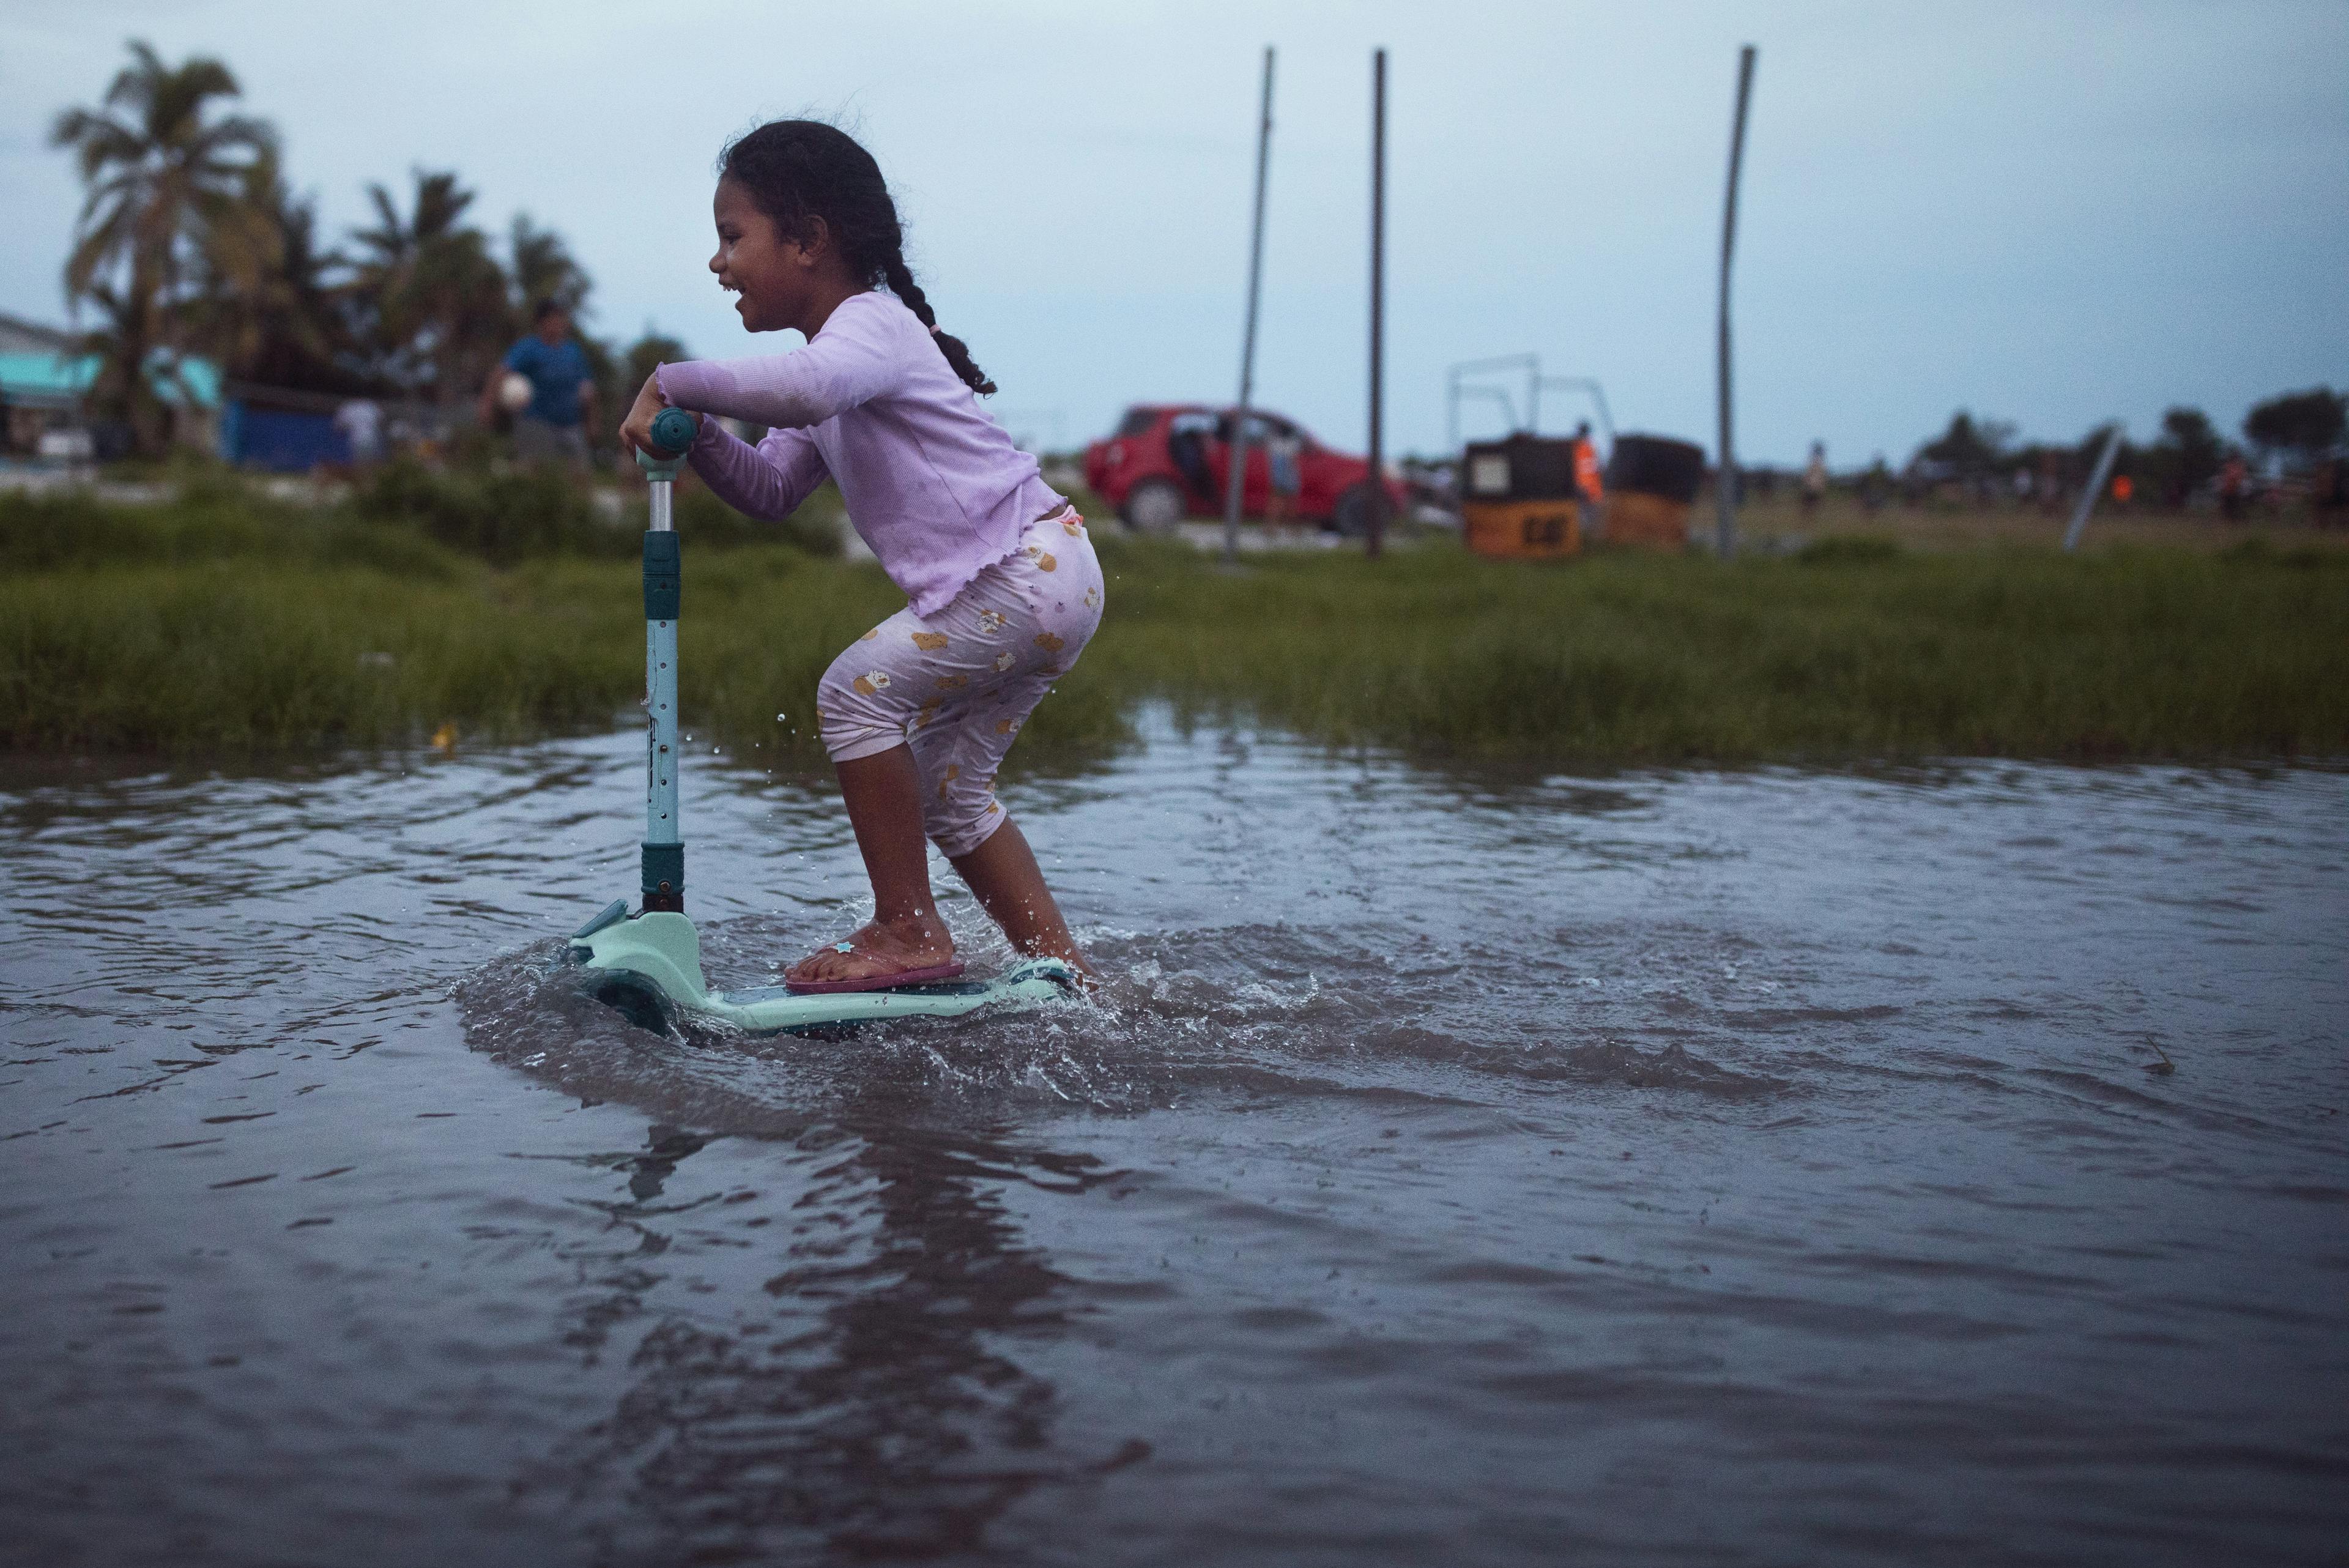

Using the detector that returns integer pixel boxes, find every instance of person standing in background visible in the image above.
[333,397,384,467]
[482,300,596,468]
[1802,440,1828,520]
[1571,421,1604,507]
[1266,425,1302,524]
[2219,454,2247,522]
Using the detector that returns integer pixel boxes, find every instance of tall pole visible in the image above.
[2065,425,2124,552]
[1367,46,1388,559]
[1225,47,1275,567]
[1715,44,1756,560]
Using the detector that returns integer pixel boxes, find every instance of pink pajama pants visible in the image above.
[815,508,1105,856]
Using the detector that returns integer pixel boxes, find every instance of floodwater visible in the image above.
[3,716,2344,1566]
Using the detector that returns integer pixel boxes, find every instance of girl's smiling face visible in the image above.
[710,176,817,334]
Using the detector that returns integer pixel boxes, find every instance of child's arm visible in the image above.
[686,421,829,522]
[654,299,907,431]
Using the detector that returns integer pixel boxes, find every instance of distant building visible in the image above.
[0,311,221,458]
[0,314,72,356]
[0,314,77,455]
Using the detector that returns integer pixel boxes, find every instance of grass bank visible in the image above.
[4,484,2345,765]
[1720,488,2349,555]
[1086,534,2349,762]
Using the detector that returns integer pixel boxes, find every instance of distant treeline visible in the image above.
[1878,389,2348,506]
[47,40,685,456]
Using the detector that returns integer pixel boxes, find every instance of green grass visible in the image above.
[3,482,2345,765]
[1084,535,2349,762]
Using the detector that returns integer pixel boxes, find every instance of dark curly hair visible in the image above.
[718,120,995,396]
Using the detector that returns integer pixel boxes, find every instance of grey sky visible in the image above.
[4,0,2343,464]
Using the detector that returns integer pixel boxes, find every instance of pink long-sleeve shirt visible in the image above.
[655,291,1064,618]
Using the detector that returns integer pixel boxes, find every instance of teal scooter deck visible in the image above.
[568,900,1078,1035]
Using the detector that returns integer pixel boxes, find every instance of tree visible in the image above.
[50,40,276,453]
[2140,407,2224,505]
[348,169,509,399]
[507,214,592,322]
[186,149,357,390]
[623,330,688,395]
[1916,410,2014,479]
[2243,387,2345,470]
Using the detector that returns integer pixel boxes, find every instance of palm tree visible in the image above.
[188,149,354,388]
[508,214,592,322]
[348,169,509,400]
[50,40,276,453]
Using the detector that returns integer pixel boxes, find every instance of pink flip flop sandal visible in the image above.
[784,943,967,995]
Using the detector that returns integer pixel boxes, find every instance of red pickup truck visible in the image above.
[1083,404,1406,533]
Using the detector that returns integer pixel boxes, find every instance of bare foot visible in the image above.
[786,911,957,987]
[944,817,1098,988]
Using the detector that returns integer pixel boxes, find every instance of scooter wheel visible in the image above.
[588,970,680,1037]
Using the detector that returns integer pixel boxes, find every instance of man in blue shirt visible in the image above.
[480,300,598,467]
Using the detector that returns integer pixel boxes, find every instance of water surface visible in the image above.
[3,718,2344,1565]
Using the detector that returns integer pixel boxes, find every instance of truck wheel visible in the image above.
[1121,477,1186,535]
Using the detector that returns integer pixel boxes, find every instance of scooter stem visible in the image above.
[636,408,699,912]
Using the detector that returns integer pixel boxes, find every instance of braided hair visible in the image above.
[719,120,995,396]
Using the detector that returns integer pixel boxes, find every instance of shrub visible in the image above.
[354,459,621,565]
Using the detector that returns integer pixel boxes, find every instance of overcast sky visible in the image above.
[4,0,2343,463]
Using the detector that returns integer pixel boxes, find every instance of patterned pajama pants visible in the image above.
[815,508,1105,856]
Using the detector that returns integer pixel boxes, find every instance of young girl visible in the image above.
[618,120,1103,994]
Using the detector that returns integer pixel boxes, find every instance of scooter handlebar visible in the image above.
[634,407,701,480]
[647,407,700,459]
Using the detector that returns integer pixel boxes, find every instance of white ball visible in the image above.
[499,373,534,412]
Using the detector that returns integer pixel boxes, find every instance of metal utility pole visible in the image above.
[2065,425,2124,552]
[1715,44,1756,559]
[1367,46,1389,559]
[1224,47,1275,567]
